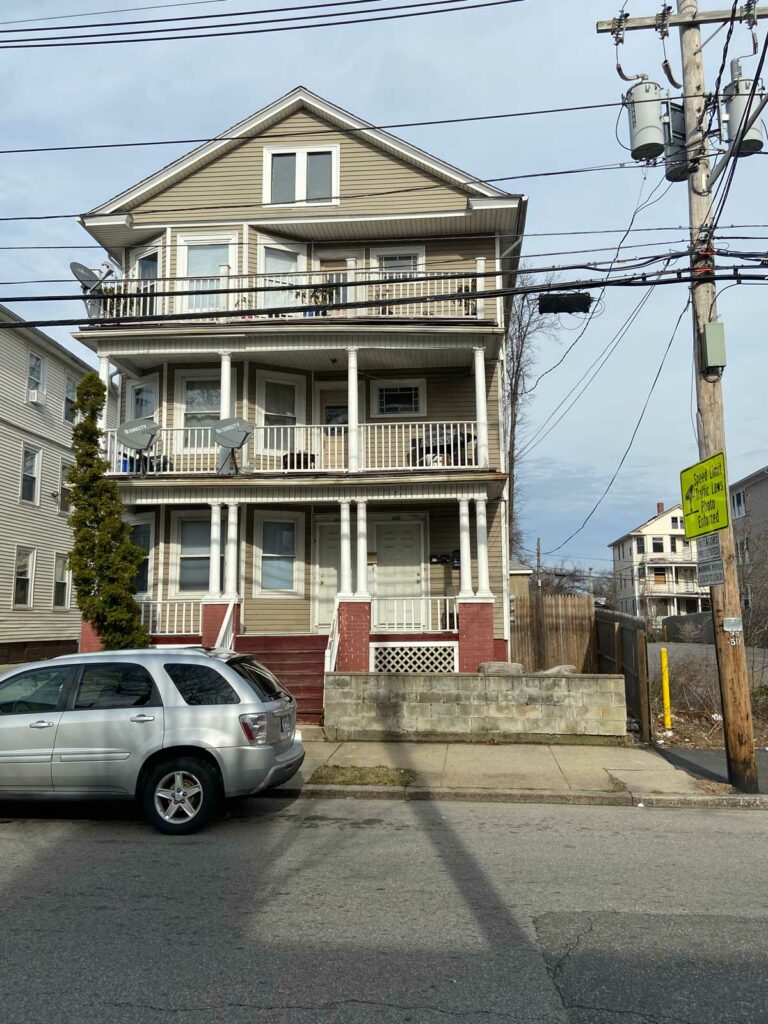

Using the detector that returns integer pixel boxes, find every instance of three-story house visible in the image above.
[73,88,526,720]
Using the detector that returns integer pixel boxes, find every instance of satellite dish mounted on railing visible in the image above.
[115,417,159,477]
[70,262,114,319]
[213,417,254,476]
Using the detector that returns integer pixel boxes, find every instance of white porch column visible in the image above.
[347,348,359,471]
[220,350,232,418]
[473,346,489,469]
[475,497,491,598]
[224,503,239,596]
[97,354,110,434]
[208,502,222,597]
[339,500,353,597]
[355,501,369,598]
[458,498,474,598]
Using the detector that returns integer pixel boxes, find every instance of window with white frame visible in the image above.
[173,514,227,595]
[177,234,237,312]
[129,518,154,595]
[732,489,746,518]
[179,373,221,446]
[53,553,71,610]
[20,445,40,504]
[670,515,682,530]
[264,146,338,206]
[370,379,426,418]
[59,460,73,514]
[27,351,45,394]
[737,538,750,565]
[13,547,35,608]
[256,371,305,450]
[652,536,664,554]
[254,513,304,597]
[128,375,158,421]
[636,536,645,555]
[64,375,78,423]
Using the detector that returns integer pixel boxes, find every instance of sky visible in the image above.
[1,0,766,574]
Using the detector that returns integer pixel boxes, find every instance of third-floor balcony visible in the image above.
[86,267,494,326]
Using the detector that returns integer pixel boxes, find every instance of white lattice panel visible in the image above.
[371,643,458,674]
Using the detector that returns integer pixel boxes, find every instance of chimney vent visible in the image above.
[657,502,664,515]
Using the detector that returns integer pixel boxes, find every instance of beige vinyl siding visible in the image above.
[241,505,312,634]
[129,110,469,224]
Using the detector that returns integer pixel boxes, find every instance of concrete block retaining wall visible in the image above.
[324,673,627,742]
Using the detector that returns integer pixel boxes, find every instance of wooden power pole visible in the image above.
[597,0,764,791]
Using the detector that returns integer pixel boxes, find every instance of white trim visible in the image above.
[174,366,223,448]
[368,640,459,672]
[12,544,36,610]
[371,513,428,603]
[58,455,74,517]
[169,508,213,599]
[252,510,306,598]
[157,505,167,602]
[125,371,160,422]
[175,231,239,313]
[263,144,340,207]
[52,551,72,612]
[19,442,41,506]
[26,347,46,401]
[86,87,505,216]
[126,511,155,600]
[256,233,308,274]
[254,367,307,439]
[369,244,425,271]
[312,378,366,426]
[129,238,163,276]
[369,377,427,419]
[63,372,78,426]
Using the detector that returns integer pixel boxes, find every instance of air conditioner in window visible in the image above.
[28,389,46,406]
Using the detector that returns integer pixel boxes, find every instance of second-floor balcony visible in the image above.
[88,268,493,326]
[105,421,480,476]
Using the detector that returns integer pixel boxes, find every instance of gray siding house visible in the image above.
[0,305,95,663]
[731,466,768,622]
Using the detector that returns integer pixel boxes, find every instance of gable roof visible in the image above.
[608,503,684,548]
[0,303,94,374]
[85,86,510,217]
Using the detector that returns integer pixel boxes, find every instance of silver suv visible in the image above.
[0,648,304,834]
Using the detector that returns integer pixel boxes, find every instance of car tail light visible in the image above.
[239,713,267,745]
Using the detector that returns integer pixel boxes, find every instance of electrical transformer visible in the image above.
[723,59,765,155]
[625,79,665,160]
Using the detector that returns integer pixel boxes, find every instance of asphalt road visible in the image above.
[661,746,768,792]
[2,797,768,1023]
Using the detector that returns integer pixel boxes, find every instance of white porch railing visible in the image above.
[139,599,202,636]
[325,602,341,673]
[105,421,478,475]
[371,596,458,633]
[91,268,488,322]
[215,598,237,650]
[362,422,477,471]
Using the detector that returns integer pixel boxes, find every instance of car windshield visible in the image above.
[227,657,285,702]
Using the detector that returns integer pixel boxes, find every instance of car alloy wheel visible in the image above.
[154,769,204,824]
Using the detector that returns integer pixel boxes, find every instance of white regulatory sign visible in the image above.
[696,534,722,561]
[698,560,725,587]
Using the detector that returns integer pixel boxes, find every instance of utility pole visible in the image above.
[597,1,765,791]
[535,537,546,670]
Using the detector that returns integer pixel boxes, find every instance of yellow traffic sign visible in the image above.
[680,451,729,539]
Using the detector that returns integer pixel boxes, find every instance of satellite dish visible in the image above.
[70,262,114,318]
[116,417,159,451]
[212,417,254,476]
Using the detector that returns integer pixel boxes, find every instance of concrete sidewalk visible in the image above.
[270,738,768,808]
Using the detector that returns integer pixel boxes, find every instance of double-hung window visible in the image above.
[64,375,77,423]
[732,490,746,519]
[254,512,303,597]
[182,375,220,448]
[129,519,153,596]
[636,537,645,555]
[128,376,158,421]
[175,515,226,594]
[27,351,45,395]
[652,536,664,554]
[14,547,35,608]
[20,445,40,504]
[264,147,338,206]
[53,554,70,610]
[59,460,73,514]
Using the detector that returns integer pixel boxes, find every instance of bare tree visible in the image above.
[504,266,558,556]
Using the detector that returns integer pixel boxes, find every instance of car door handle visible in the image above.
[130,714,155,723]
[29,720,55,729]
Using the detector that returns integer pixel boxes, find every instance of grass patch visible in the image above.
[309,764,416,787]
[605,773,628,793]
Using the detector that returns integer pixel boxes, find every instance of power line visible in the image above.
[0,161,645,222]
[0,0,524,49]
[0,0,236,26]
[543,297,692,556]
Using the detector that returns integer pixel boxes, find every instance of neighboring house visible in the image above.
[0,305,95,663]
[72,87,527,720]
[609,502,710,627]
[509,561,533,600]
[730,465,768,619]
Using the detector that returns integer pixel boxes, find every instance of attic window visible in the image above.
[264,146,339,206]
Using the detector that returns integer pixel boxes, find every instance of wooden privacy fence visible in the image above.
[595,608,651,742]
[509,594,597,674]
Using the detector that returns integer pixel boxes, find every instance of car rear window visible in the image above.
[164,663,241,706]
[227,658,284,702]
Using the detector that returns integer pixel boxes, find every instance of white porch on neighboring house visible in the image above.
[100,338,494,477]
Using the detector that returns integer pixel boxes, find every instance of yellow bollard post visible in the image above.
[660,646,672,731]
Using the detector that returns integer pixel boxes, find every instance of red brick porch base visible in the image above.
[79,620,103,653]
[337,600,371,671]
[457,600,495,672]
[202,601,241,649]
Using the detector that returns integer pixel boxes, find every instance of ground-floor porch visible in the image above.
[89,480,510,720]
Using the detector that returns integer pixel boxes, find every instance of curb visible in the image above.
[266,784,768,809]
